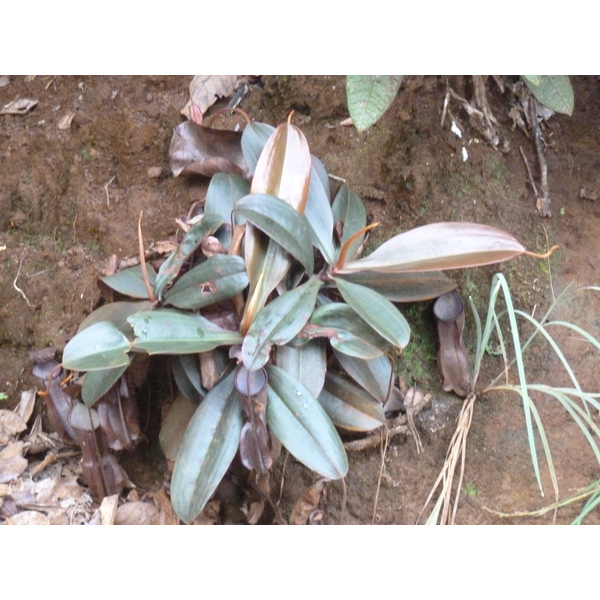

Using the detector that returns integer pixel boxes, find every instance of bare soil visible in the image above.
[2,75,599,524]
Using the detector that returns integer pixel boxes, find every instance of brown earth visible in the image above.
[1,75,599,524]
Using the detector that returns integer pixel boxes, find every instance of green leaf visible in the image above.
[163,254,248,310]
[523,75,574,116]
[339,270,457,302]
[275,340,327,399]
[129,309,242,354]
[339,222,525,274]
[81,365,128,407]
[171,355,205,402]
[235,193,314,275]
[334,278,410,350]
[159,394,200,461]
[332,184,367,260]
[242,277,323,371]
[318,372,386,431]
[309,302,390,359]
[154,214,224,299]
[204,172,250,228]
[333,351,392,403]
[171,372,242,523]
[241,122,276,174]
[346,75,403,132]
[306,159,336,265]
[63,321,132,372]
[77,300,155,338]
[266,364,348,479]
[100,265,157,299]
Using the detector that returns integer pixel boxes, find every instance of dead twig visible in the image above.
[519,145,540,197]
[13,256,32,308]
[529,97,551,217]
[371,428,390,524]
[104,176,116,208]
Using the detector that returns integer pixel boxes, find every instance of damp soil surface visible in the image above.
[2,75,600,524]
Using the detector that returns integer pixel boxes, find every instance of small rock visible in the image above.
[147,166,162,179]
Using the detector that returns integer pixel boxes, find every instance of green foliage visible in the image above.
[346,76,404,132]
[61,118,528,523]
[522,75,574,116]
[347,75,575,132]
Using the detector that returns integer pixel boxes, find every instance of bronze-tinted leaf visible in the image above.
[250,120,311,213]
[241,119,312,331]
[339,222,525,274]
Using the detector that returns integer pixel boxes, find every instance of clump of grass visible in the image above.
[419,274,600,524]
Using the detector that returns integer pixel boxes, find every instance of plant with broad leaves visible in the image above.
[60,114,532,523]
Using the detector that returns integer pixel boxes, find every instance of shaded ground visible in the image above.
[1,75,599,524]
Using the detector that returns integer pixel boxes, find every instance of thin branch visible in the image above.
[13,256,32,308]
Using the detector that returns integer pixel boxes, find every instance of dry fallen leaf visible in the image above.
[191,499,221,525]
[6,510,50,525]
[290,478,329,525]
[58,111,76,130]
[169,121,249,179]
[181,75,237,118]
[17,390,36,423]
[114,500,161,525]
[0,410,27,444]
[1,97,39,115]
[148,489,180,525]
[0,441,28,483]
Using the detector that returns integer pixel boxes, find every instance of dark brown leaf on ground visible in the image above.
[169,121,250,179]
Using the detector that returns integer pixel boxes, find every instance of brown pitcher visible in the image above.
[434,291,470,397]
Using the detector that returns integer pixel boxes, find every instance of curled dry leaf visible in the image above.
[1,97,39,115]
[17,389,36,423]
[6,510,50,525]
[169,121,250,179]
[191,499,221,525]
[148,489,180,525]
[0,441,28,483]
[0,410,27,443]
[290,477,329,525]
[115,500,161,525]
[58,112,76,130]
[181,75,238,117]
